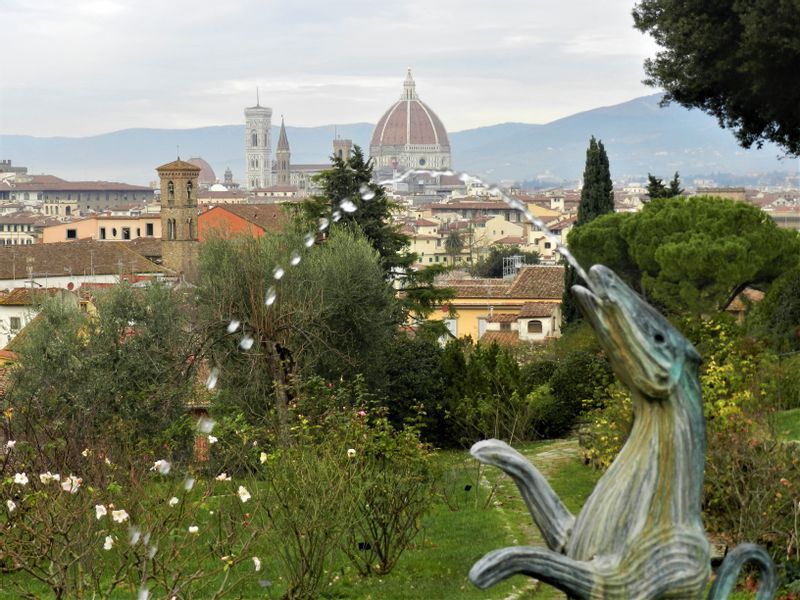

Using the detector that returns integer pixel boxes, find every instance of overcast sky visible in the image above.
[1,0,661,137]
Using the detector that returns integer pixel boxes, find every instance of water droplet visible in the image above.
[359,185,375,200]
[239,336,254,351]
[265,286,277,306]
[184,477,195,491]
[130,527,141,546]
[304,233,315,248]
[198,418,215,433]
[226,320,240,333]
[147,544,158,559]
[332,210,342,222]
[318,217,329,232]
[290,252,301,266]
[340,199,357,213]
[205,369,219,390]
[459,173,471,183]
[273,266,285,280]
[137,586,149,600]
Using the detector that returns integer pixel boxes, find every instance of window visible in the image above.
[146,223,154,236]
[9,317,21,331]
[100,227,106,240]
[167,181,174,206]
[187,181,193,204]
[136,228,141,237]
[122,227,131,240]
[66,228,77,239]
[544,242,551,249]
[527,320,543,334]
[500,322,511,331]
[251,130,257,146]
[112,228,117,237]
[65,206,71,216]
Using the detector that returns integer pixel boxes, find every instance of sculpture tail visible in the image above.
[707,543,777,600]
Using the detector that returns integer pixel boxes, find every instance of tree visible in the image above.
[303,145,453,326]
[198,226,399,436]
[471,245,539,278]
[568,196,800,315]
[6,284,197,466]
[444,229,464,263]
[563,136,615,323]
[748,267,800,351]
[633,0,800,155]
[577,136,614,226]
[647,172,683,199]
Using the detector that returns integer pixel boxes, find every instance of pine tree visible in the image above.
[667,172,683,197]
[646,174,667,199]
[563,136,614,324]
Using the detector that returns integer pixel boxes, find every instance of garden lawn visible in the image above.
[775,408,800,441]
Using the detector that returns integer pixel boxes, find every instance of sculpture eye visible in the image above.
[654,333,665,344]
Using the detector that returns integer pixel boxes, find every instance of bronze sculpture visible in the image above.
[470,265,777,599]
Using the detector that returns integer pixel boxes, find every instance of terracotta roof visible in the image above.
[255,186,298,193]
[127,237,163,260]
[0,287,70,306]
[487,313,518,323]
[11,181,153,192]
[198,190,247,199]
[430,201,513,212]
[518,302,560,318]
[447,279,511,298]
[209,204,288,233]
[0,211,59,226]
[506,266,564,299]
[413,234,440,241]
[480,331,520,346]
[156,159,202,172]
[0,239,169,280]
[726,287,765,312]
[415,218,439,227]
[493,236,528,245]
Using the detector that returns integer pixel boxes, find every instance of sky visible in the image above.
[1,0,661,137]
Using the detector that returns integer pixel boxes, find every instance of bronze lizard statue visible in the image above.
[469,265,777,599]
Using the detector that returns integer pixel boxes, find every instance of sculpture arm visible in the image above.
[471,439,574,552]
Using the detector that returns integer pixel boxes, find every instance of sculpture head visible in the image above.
[572,265,700,400]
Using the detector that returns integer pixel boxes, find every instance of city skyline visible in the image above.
[1,0,659,137]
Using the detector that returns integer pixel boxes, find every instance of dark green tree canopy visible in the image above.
[633,0,800,155]
[577,136,614,225]
[646,172,682,199]
[568,196,800,315]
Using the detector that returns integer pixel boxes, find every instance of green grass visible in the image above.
[0,440,600,599]
[775,407,800,441]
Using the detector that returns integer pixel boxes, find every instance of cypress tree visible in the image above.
[563,136,614,324]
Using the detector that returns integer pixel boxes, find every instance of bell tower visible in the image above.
[244,91,272,190]
[275,117,291,186]
[157,158,200,281]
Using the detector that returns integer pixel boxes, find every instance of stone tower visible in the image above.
[333,137,353,161]
[157,159,200,281]
[245,94,272,190]
[275,117,291,186]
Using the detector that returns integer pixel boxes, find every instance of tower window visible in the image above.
[167,181,175,206]
[187,181,193,204]
[251,130,257,147]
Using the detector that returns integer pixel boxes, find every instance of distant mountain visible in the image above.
[1,95,794,186]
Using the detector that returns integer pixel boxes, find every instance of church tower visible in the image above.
[245,94,272,190]
[157,159,200,281]
[333,136,353,161]
[275,117,291,186]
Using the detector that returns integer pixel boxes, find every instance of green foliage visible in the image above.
[6,284,196,466]
[569,196,800,315]
[633,0,800,155]
[577,136,614,226]
[471,245,539,278]
[646,172,682,199]
[564,136,614,325]
[748,266,800,352]
[519,359,558,396]
[199,226,399,434]
[444,229,464,260]
[381,334,447,439]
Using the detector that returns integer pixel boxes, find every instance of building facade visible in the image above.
[157,160,200,281]
[245,102,273,190]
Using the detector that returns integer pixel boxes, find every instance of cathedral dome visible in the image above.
[187,157,216,187]
[369,70,451,171]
